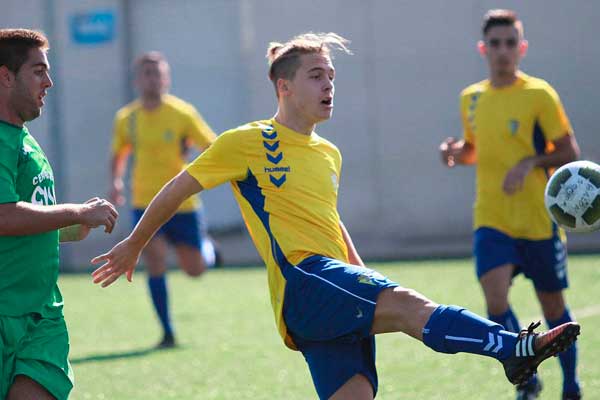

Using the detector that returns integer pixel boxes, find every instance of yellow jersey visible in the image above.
[461,72,573,239]
[112,94,216,211]
[186,119,348,348]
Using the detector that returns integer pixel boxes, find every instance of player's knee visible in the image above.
[184,262,206,277]
[392,287,435,308]
[373,287,437,336]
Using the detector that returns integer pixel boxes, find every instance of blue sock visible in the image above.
[148,275,173,337]
[490,308,540,388]
[423,305,517,361]
[489,307,520,333]
[547,308,580,395]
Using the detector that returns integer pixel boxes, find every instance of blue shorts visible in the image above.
[132,209,204,249]
[474,227,568,292]
[282,255,398,399]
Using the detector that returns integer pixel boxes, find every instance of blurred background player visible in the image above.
[110,51,218,348]
[439,9,581,400]
[93,32,579,400]
[0,29,118,400]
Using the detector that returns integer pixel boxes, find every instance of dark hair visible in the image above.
[482,9,523,37]
[0,29,49,73]
[133,51,169,73]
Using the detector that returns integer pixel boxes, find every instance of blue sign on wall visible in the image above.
[70,10,116,45]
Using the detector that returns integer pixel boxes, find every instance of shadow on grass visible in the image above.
[70,346,181,364]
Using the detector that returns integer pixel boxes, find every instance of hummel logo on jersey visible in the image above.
[266,152,283,165]
[269,174,286,188]
[264,166,290,173]
[509,119,520,136]
[262,125,288,188]
[262,130,277,140]
[263,140,279,152]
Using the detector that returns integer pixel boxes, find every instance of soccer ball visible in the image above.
[544,160,600,232]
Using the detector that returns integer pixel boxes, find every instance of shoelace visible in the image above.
[519,321,541,338]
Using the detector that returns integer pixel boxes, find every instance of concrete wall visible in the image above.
[2,1,599,268]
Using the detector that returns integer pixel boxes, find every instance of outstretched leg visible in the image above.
[371,287,580,386]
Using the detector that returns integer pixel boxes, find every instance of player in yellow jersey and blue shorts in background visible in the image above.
[94,32,579,399]
[439,10,582,400]
[110,52,218,348]
[0,29,118,399]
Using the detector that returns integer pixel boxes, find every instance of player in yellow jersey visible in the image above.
[110,52,218,348]
[439,10,581,400]
[0,29,118,400]
[94,33,579,399]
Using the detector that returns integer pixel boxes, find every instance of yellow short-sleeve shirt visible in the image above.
[186,119,348,348]
[112,94,216,211]
[461,72,573,239]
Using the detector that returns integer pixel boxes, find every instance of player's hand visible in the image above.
[79,197,119,233]
[109,179,126,207]
[439,137,462,167]
[503,157,536,195]
[91,238,142,287]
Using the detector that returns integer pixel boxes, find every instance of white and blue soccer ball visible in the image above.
[544,160,600,233]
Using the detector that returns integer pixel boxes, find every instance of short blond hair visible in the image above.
[266,32,351,92]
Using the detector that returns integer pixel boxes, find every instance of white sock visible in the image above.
[202,238,216,268]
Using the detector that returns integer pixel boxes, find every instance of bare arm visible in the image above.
[340,220,365,267]
[92,170,203,287]
[0,197,117,236]
[110,151,130,206]
[503,134,580,194]
[127,171,202,248]
[0,198,117,246]
[439,138,477,167]
[530,134,580,169]
[0,202,81,236]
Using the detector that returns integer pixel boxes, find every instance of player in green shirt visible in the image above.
[0,29,118,400]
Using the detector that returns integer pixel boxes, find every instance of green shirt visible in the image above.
[0,120,63,318]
